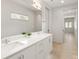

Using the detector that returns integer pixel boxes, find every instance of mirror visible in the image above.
[1,0,42,38]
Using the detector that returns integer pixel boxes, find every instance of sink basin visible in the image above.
[19,38,37,44]
[2,42,24,52]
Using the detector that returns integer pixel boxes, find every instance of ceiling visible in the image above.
[43,0,78,8]
[11,0,78,10]
[11,0,39,11]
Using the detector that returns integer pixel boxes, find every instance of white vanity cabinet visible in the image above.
[5,36,52,59]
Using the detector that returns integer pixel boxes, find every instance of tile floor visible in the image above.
[52,33,77,59]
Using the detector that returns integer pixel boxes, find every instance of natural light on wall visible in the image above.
[32,0,41,10]
[11,13,29,21]
[65,22,69,28]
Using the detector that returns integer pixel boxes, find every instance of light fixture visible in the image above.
[11,13,29,21]
[61,0,64,3]
[32,0,41,10]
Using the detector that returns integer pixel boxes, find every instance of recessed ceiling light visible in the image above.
[61,0,64,3]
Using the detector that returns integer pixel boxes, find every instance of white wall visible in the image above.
[41,0,53,33]
[34,12,42,31]
[1,0,36,38]
[52,8,64,43]
[51,4,77,43]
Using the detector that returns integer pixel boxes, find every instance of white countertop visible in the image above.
[2,32,52,59]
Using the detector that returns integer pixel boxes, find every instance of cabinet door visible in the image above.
[48,36,53,52]
[36,38,50,59]
[43,38,50,52]
[23,45,36,59]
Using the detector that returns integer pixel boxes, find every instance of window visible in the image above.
[65,22,69,28]
[69,22,72,28]
[65,22,72,28]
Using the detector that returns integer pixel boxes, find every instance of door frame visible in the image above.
[64,17,75,33]
[45,7,50,33]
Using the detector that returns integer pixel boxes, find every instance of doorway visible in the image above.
[45,7,49,33]
[64,17,74,33]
